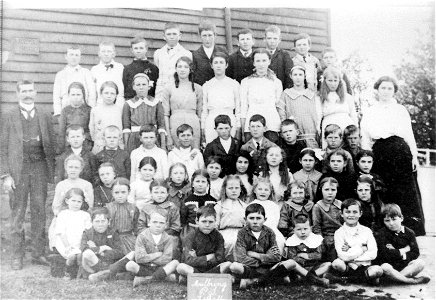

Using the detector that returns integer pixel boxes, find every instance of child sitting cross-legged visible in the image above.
[176,206,231,283]
[229,203,282,289]
[269,213,331,287]
[126,212,180,287]
[331,199,383,285]
[374,204,430,285]
[81,207,124,281]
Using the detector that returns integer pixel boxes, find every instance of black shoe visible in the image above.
[11,258,23,270]
[32,256,50,266]
[323,272,349,285]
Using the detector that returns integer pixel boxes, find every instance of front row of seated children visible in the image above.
[49,182,430,288]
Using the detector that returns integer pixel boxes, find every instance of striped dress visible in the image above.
[277,88,322,148]
[106,201,139,254]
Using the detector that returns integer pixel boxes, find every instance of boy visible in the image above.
[176,206,231,282]
[137,179,181,236]
[96,125,130,179]
[277,119,306,173]
[264,25,293,89]
[192,22,228,86]
[230,203,282,288]
[343,125,362,170]
[125,212,180,287]
[168,124,204,178]
[130,125,168,182]
[271,214,331,287]
[226,28,255,83]
[240,114,276,176]
[81,207,124,281]
[53,46,96,116]
[317,47,352,94]
[321,124,354,173]
[154,23,192,95]
[374,204,430,284]
[123,35,159,99]
[56,124,98,185]
[292,33,321,92]
[203,115,241,176]
[331,199,383,285]
[91,41,125,107]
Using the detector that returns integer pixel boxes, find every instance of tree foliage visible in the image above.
[394,30,435,149]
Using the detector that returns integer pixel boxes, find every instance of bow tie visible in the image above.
[105,64,114,71]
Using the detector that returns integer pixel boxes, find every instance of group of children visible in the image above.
[31,20,430,290]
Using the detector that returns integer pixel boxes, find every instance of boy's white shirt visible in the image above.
[285,232,323,248]
[71,147,82,155]
[334,222,378,267]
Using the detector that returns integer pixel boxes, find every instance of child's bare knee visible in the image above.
[413,258,425,270]
[230,263,244,274]
[381,263,393,272]
[281,260,296,270]
[367,265,383,278]
[332,259,346,271]
[82,249,95,260]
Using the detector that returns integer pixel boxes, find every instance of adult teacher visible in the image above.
[360,76,425,236]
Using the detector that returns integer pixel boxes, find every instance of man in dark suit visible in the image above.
[203,115,241,177]
[192,22,228,86]
[1,80,56,270]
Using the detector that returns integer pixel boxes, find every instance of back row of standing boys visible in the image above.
[8,21,430,289]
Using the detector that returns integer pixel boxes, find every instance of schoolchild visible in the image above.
[320,124,355,174]
[354,150,386,204]
[168,124,204,178]
[192,21,228,86]
[177,206,231,283]
[234,151,255,200]
[291,33,321,92]
[203,114,241,177]
[355,175,383,231]
[264,25,293,89]
[81,207,124,281]
[128,157,157,210]
[277,119,307,174]
[214,175,247,260]
[53,46,96,116]
[375,204,431,284]
[277,66,322,148]
[154,22,192,96]
[278,180,314,238]
[293,148,322,202]
[342,125,362,171]
[57,82,92,154]
[122,73,166,153]
[229,203,282,289]
[166,162,191,209]
[94,162,116,207]
[89,81,123,154]
[56,124,98,185]
[226,28,255,83]
[122,35,159,99]
[205,156,224,200]
[95,125,131,179]
[91,41,125,107]
[331,199,383,285]
[312,177,342,261]
[317,47,352,94]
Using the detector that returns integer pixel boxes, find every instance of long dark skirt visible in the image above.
[372,136,426,236]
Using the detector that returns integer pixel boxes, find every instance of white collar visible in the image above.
[66,65,81,71]
[285,232,323,248]
[203,45,214,57]
[72,147,82,155]
[127,97,159,108]
[19,102,35,111]
[240,49,252,56]
[141,145,157,152]
[220,137,231,144]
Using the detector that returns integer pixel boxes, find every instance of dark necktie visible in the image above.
[105,64,114,71]
[20,107,34,120]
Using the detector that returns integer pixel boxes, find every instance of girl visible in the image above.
[355,175,383,231]
[312,177,342,261]
[354,150,386,204]
[317,149,356,201]
[319,67,358,149]
[240,48,283,143]
[107,177,139,256]
[167,124,204,178]
[258,146,293,205]
[89,81,124,154]
[214,175,247,260]
[51,188,92,279]
[166,162,191,209]
[122,73,166,153]
[251,177,286,253]
[277,65,322,148]
[161,56,203,149]
[180,169,217,240]
[52,154,94,216]
[235,151,254,201]
[128,156,156,210]
[293,148,322,202]
[58,82,92,154]
[201,52,241,143]
[206,156,224,200]
[94,162,116,207]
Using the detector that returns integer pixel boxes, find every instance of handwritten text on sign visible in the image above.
[187,273,232,300]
